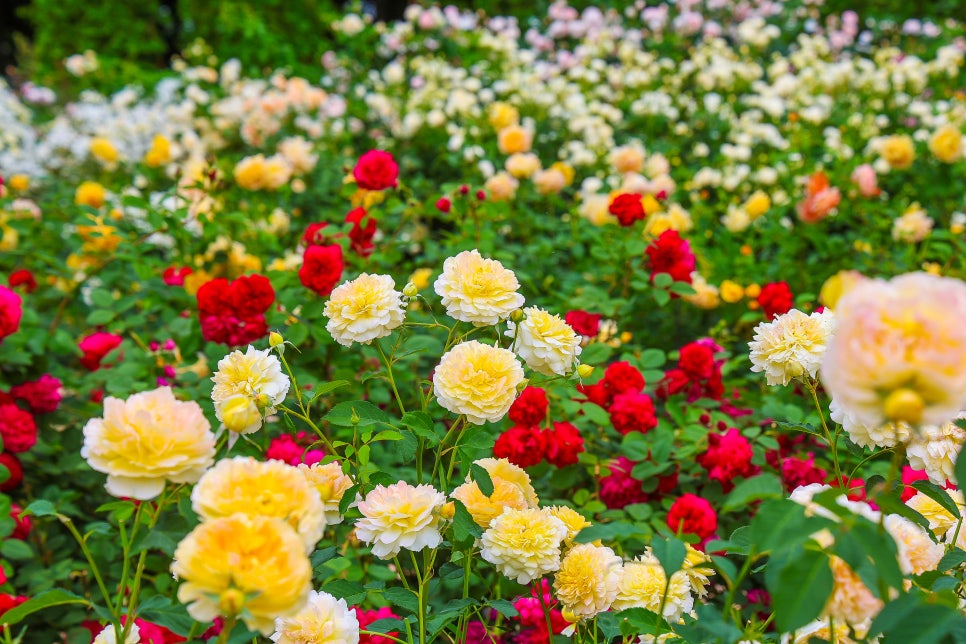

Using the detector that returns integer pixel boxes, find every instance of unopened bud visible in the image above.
[403,281,419,298]
[576,364,594,378]
[218,588,246,615]
[269,331,284,348]
[883,388,925,425]
[516,378,530,393]
[509,309,525,323]
[439,501,456,520]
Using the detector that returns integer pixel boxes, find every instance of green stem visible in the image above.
[360,631,409,644]
[534,579,555,641]
[375,340,406,416]
[806,378,843,485]
[122,491,171,641]
[278,404,338,456]
[59,515,116,619]
[410,551,427,644]
[215,614,237,644]
[722,551,757,625]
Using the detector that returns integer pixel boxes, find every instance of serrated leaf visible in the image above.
[311,380,351,401]
[451,500,482,546]
[383,587,419,614]
[0,590,90,625]
[323,579,367,604]
[23,499,58,518]
[470,463,495,496]
[621,432,651,461]
[489,599,518,618]
[651,536,687,576]
[575,522,642,544]
[400,411,438,441]
[911,480,962,520]
[722,474,783,512]
[324,401,391,427]
[363,618,404,635]
[771,548,833,632]
[617,607,671,637]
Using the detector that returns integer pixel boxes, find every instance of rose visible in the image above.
[299,244,344,297]
[608,193,646,227]
[78,332,123,371]
[0,285,22,343]
[353,150,399,190]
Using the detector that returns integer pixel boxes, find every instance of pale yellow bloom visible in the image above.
[497,124,533,155]
[434,250,524,325]
[144,134,172,167]
[488,102,519,130]
[298,462,356,525]
[433,341,524,425]
[480,507,568,584]
[553,544,622,618]
[81,387,215,500]
[505,152,541,178]
[823,556,883,627]
[547,506,591,545]
[506,307,582,376]
[819,270,865,309]
[880,134,915,170]
[683,273,720,309]
[750,309,836,386]
[211,345,290,434]
[884,514,945,575]
[90,137,120,164]
[612,552,694,622]
[907,490,964,536]
[452,477,531,530]
[355,481,446,559]
[271,590,359,644]
[191,456,327,552]
[324,273,406,347]
[929,124,962,163]
[744,191,771,218]
[171,514,312,635]
[485,172,519,202]
[75,181,107,208]
[610,143,646,174]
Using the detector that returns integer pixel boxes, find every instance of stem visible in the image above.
[806,378,843,485]
[122,492,171,641]
[278,404,338,456]
[60,516,116,619]
[375,339,406,416]
[410,551,427,644]
[215,614,237,644]
[534,580,555,641]
[722,551,757,625]
[360,632,409,644]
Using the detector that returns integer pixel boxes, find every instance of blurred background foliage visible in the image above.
[1,0,964,92]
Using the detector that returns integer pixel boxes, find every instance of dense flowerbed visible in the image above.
[1,1,966,642]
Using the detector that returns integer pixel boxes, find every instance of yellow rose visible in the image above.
[488,102,519,130]
[171,514,312,635]
[497,125,533,155]
[409,267,434,291]
[744,191,771,218]
[144,134,173,167]
[819,270,864,309]
[880,134,915,170]
[720,280,745,303]
[8,174,29,192]
[89,137,119,164]
[75,181,106,209]
[928,124,962,163]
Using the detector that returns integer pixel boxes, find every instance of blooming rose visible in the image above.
[268,433,324,466]
[300,244,345,297]
[749,309,836,385]
[355,606,400,644]
[506,307,582,376]
[646,230,695,283]
[609,392,657,435]
[906,418,965,485]
[797,171,841,223]
[892,206,933,243]
[508,387,548,426]
[666,494,717,540]
[612,552,694,621]
[608,193,646,227]
[697,428,756,490]
[271,590,360,644]
[553,544,622,618]
[81,387,216,499]
[0,404,37,453]
[192,456,326,552]
[8,269,37,293]
[497,125,533,155]
[433,250,524,326]
[928,124,962,163]
[324,274,406,347]
[564,310,601,337]
[0,286,22,343]
[880,134,915,170]
[757,281,794,320]
[820,272,966,428]
[355,481,446,559]
[678,342,716,380]
[884,514,944,575]
[851,164,880,197]
[298,462,357,525]
[433,341,524,425]
[353,150,399,191]
[171,514,312,635]
[493,426,546,468]
[480,507,568,584]
[346,208,377,258]
[78,332,123,371]
[544,422,584,468]
[0,453,24,491]
[212,346,290,434]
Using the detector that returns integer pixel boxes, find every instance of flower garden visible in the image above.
[2,0,966,642]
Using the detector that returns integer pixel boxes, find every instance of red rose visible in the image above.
[0,594,27,618]
[302,222,330,246]
[564,310,601,337]
[696,428,757,491]
[508,387,549,427]
[758,281,794,320]
[196,278,233,316]
[493,425,546,468]
[78,332,123,371]
[435,197,452,213]
[162,266,192,286]
[346,208,377,258]
[0,404,37,453]
[666,493,717,540]
[353,150,399,191]
[608,392,657,435]
[646,230,695,284]
[10,504,30,540]
[678,342,715,381]
[577,381,610,408]
[229,274,275,318]
[0,452,23,492]
[299,244,344,297]
[901,466,930,502]
[780,453,827,492]
[599,457,648,509]
[8,269,37,293]
[134,617,187,644]
[0,285,22,344]
[603,361,645,396]
[544,422,584,467]
[10,374,63,414]
[655,368,690,399]
[357,606,401,644]
[608,193,646,227]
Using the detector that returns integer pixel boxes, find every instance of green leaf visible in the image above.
[651,536,687,576]
[652,273,673,288]
[749,499,830,553]
[311,380,351,399]
[324,401,390,427]
[383,587,419,614]
[470,463,495,497]
[653,289,671,306]
[637,348,666,369]
[489,599,519,618]
[771,548,833,632]
[0,539,32,561]
[870,591,966,642]
[86,309,115,325]
[323,579,367,605]
[938,548,966,572]
[0,590,90,625]
[596,611,620,640]
[400,411,439,441]
[621,432,651,461]
[451,500,482,546]
[363,618,405,635]
[580,343,614,365]
[722,474,783,512]
[911,480,962,520]
[23,500,58,518]
[616,607,671,637]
